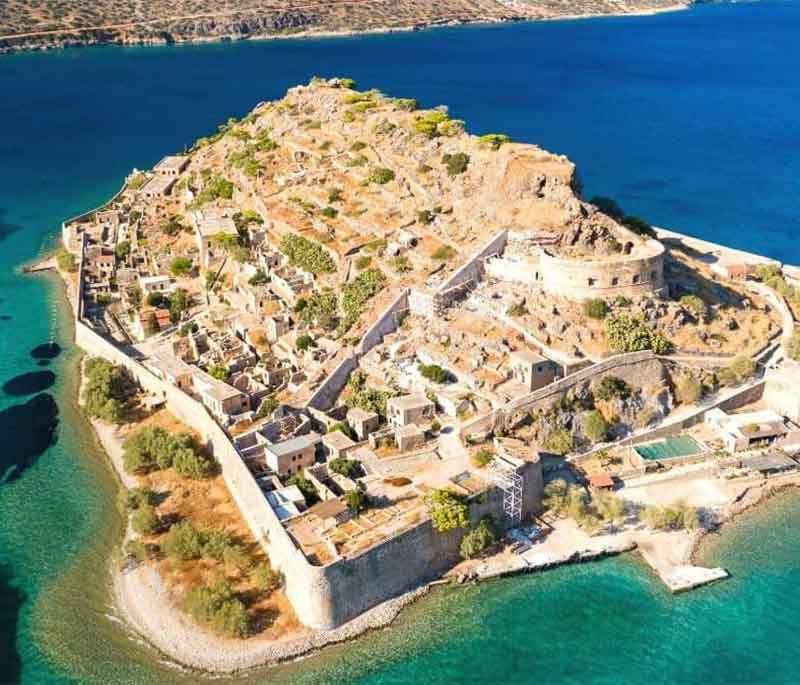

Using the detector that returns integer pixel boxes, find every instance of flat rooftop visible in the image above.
[192,208,238,237]
[154,155,189,173]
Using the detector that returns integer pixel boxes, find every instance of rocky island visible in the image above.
[2,0,691,54]
[54,77,800,673]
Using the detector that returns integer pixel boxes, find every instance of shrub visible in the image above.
[391,256,412,273]
[478,133,511,150]
[622,215,656,238]
[184,577,249,638]
[279,234,336,274]
[173,449,214,480]
[370,167,395,185]
[131,505,160,535]
[472,448,495,468]
[200,529,237,561]
[328,188,344,203]
[680,294,707,320]
[115,241,131,259]
[251,563,282,592]
[125,539,156,563]
[460,517,498,560]
[338,268,387,335]
[124,487,157,510]
[56,248,76,272]
[431,245,456,261]
[718,356,756,386]
[84,357,132,423]
[393,97,418,111]
[419,363,451,384]
[170,257,192,277]
[785,331,800,361]
[508,302,528,317]
[345,371,391,417]
[123,426,202,476]
[442,152,470,177]
[329,456,359,478]
[208,364,229,382]
[355,255,372,270]
[589,196,624,220]
[543,429,574,455]
[191,174,234,206]
[164,521,203,561]
[321,206,338,219]
[425,489,469,533]
[286,471,320,506]
[583,410,609,443]
[296,334,315,352]
[642,502,700,531]
[412,111,451,138]
[676,375,702,404]
[583,298,608,320]
[248,269,268,286]
[417,209,435,225]
[605,314,672,354]
[543,479,570,514]
[161,215,184,236]
[594,376,630,402]
[345,486,368,514]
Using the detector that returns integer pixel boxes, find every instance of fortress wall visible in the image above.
[485,255,540,285]
[305,356,359,412]
[538,240,666,301]
[408,288,435,317]
[437,229,509,295]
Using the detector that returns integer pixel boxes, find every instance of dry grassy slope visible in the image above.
[0,0,690,47]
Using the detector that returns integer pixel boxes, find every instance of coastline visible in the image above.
[0,3,690,56]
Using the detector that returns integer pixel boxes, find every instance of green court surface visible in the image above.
[635,436,704,461]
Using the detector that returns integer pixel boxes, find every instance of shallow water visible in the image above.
[1,2,800,682]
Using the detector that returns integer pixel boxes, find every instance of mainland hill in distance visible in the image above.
[1,0,692,54]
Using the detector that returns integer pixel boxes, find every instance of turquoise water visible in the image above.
[1,1,800,682]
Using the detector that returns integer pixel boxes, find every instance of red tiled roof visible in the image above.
[588,472,615,489]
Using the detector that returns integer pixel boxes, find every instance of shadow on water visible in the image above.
[0,316,11,322]
[36,360,50,367]
[0,209,22,245]
[30,343,61,361]
[2,371,56,397]
[0,564,23,683]
[0,393,58,484]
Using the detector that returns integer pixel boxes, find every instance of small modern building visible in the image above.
[264,433,321,476]
[705,408,788,452]
[509,349,559,391]
[138,274,173,296]
[191,368,250,420]
[140,174,176,199]
[387,394,436,428]
[347,408,380,441]
[153,155,189,177]
[190,208,239,268]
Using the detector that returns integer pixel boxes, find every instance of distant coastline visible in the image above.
[0,2,691,56]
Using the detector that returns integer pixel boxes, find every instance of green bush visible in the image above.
[191,174,234,207]
[321,206,338,219]
[442,152,470,177]
[355,255,372,270]
[370,167,395,185]
[478,133,511,150]
[161,215,184,236]
[164,521,203,561]
[412,111,464,138]
[345,486,368,514]
[680,294,708,320]
[131,505,160,535]
[417,209,434,225]
[251,563,282,592]
[173,448,214,480]
[115,241,131,259]
[431,245,455,261]
[419,363,451,384]
[642,502,700,531]
[279,234,336,274]
[170,257,193,277]
[200,529,238,561]
[56,248,77,272]
[345,371,391,417]
[543,429,574,455]
[582,410,609,443]
[125,539,156,563]
[583,298,608,320]
[605,314,673,354]
[622,215,656,238]
[718,356,756,386]
[425,489,469,533]
[124,487,157,510]
[296,334,315,351]
[122,426,204,476]
[594,376,630,402]
[676,375,702,404]
[329,456,359,477]
[295,291,338,329]
[184,576,249,638]
[391,256,412,273]
[286,471,320,506]
[459,517,498,559]
[338,268,387,336]
[328,188,344,203]
[208,364,229,382]
[472,448,494,468]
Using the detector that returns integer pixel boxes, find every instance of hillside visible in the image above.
[0,0,689,54]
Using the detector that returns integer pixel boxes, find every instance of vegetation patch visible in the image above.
[279,234,336,274]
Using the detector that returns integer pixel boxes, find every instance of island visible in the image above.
[54,77,800,673]
[2,0,691,54]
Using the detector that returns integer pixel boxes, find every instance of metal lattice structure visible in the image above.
[489,461,523,525]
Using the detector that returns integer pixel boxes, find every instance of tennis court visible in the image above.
[635,435,705,461]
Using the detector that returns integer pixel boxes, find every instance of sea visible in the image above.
[0,1,799,682]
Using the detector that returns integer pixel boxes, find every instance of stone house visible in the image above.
[322,430,357,461]
[347,408,380,441]
[395,424,425,451]
[264,433,321,476]
[509,349,559,391]
[387,394,435,428]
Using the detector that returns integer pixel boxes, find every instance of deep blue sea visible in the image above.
[1,1,800,682]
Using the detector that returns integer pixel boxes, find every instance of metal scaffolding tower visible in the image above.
[488,461,523,525]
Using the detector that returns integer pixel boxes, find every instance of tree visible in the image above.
[169,288,190,323]
[208,364,229,382]
[164,521,203,561]
[460,517,498,559]
[338,268,387,335]
[425,489,469,533]
[296,334,315,352]
[84,357,133,423]
[115,241,131,259]
[173,448,214,479]
[592,489,626,524]
[543,479,569,514]
[161,215,184,236]
[123,426,203,476]
[583,299,608,320]
[679,294,708,321]
[321,206,338,219]
[345,485,368,515]
[543,429,574,455]
[642,502,700,531]
[442,152,470,177]
[369,167,395,185]
[124,487,157,510]
[605,314,672,354]
[328,188,344,203]
[786,331,800,361]
[170,257,193,277]
[200,529,238,561]
[622,215,656,238]
[329,456,359,478]
[184,576,249,638]
[594,376,630,401]
[251,564,282,592]
[131,505,160,535]
[478,133,511,150]
[286,471,320,506]
[145,312,159,335]
[146,292,165,308]
[583,410,609,443]
[56,248,76,273]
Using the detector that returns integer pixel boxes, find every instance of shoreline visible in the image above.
[0,3,690,56]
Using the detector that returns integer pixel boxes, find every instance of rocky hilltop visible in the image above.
[0,0,691,54]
